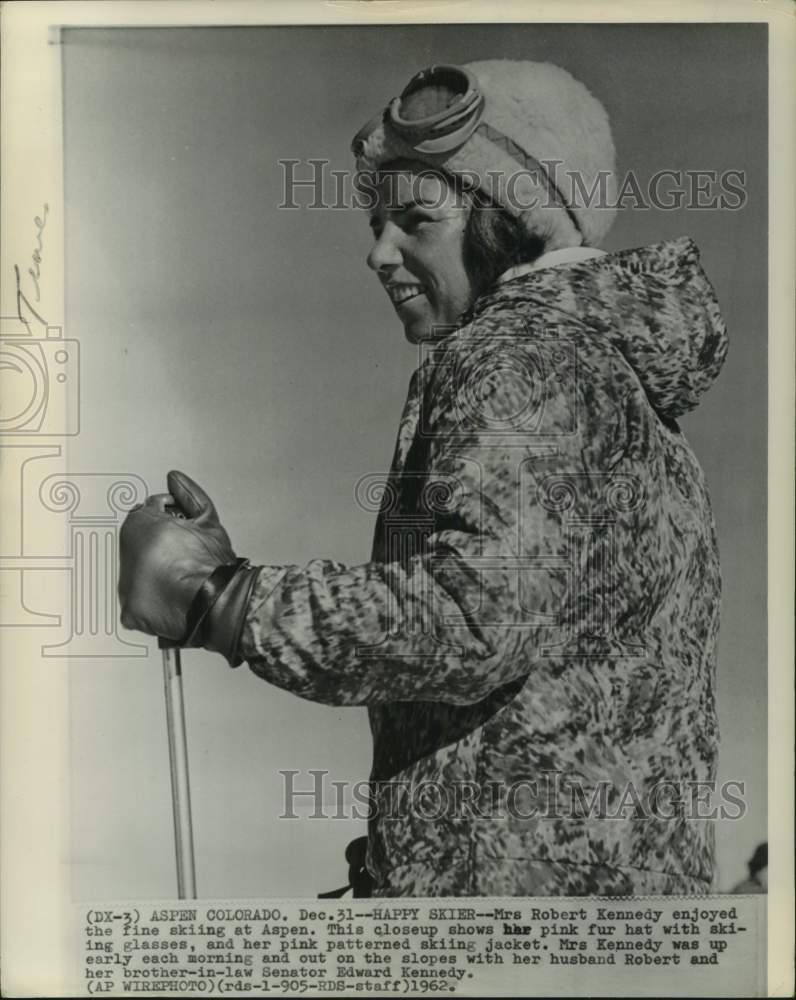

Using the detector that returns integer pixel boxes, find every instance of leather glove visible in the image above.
[118,470,238,643]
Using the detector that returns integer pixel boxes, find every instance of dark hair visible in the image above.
[462,189,546,301]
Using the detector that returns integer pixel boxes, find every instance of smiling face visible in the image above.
[366,161,475,343]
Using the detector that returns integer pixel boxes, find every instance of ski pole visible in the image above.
[159,637,197,899]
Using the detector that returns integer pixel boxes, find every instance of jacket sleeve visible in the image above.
[237,340,631,706]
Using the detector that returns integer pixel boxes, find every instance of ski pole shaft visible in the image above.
[160,639,197,899]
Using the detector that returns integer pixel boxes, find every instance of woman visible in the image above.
[119,60,728,896]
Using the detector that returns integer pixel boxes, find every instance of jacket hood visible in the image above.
[466,236,729,419]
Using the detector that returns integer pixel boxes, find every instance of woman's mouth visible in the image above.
[386,283,426,308]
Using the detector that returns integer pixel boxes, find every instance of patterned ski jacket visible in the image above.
[238,236,728,897]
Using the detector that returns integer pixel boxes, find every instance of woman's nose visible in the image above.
[366,223,402,272]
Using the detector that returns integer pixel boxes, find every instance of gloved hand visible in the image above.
[118,470,237,643]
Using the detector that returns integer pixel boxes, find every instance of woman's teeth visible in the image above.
[388,284,425,306]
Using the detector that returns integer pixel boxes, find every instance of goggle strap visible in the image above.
[476,122,583,237]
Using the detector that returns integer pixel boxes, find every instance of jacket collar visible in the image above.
[496,246,607,285]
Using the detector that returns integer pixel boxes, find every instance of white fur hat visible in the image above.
[353,59,617,249]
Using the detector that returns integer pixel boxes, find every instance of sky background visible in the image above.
[62,22,767,898]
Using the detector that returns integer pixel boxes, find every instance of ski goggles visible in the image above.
[351,64,486,157]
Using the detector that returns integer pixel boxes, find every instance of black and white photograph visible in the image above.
[1,2,793,997]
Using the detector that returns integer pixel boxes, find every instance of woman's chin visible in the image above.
[402,320,430,343]
[401,312,456,343]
